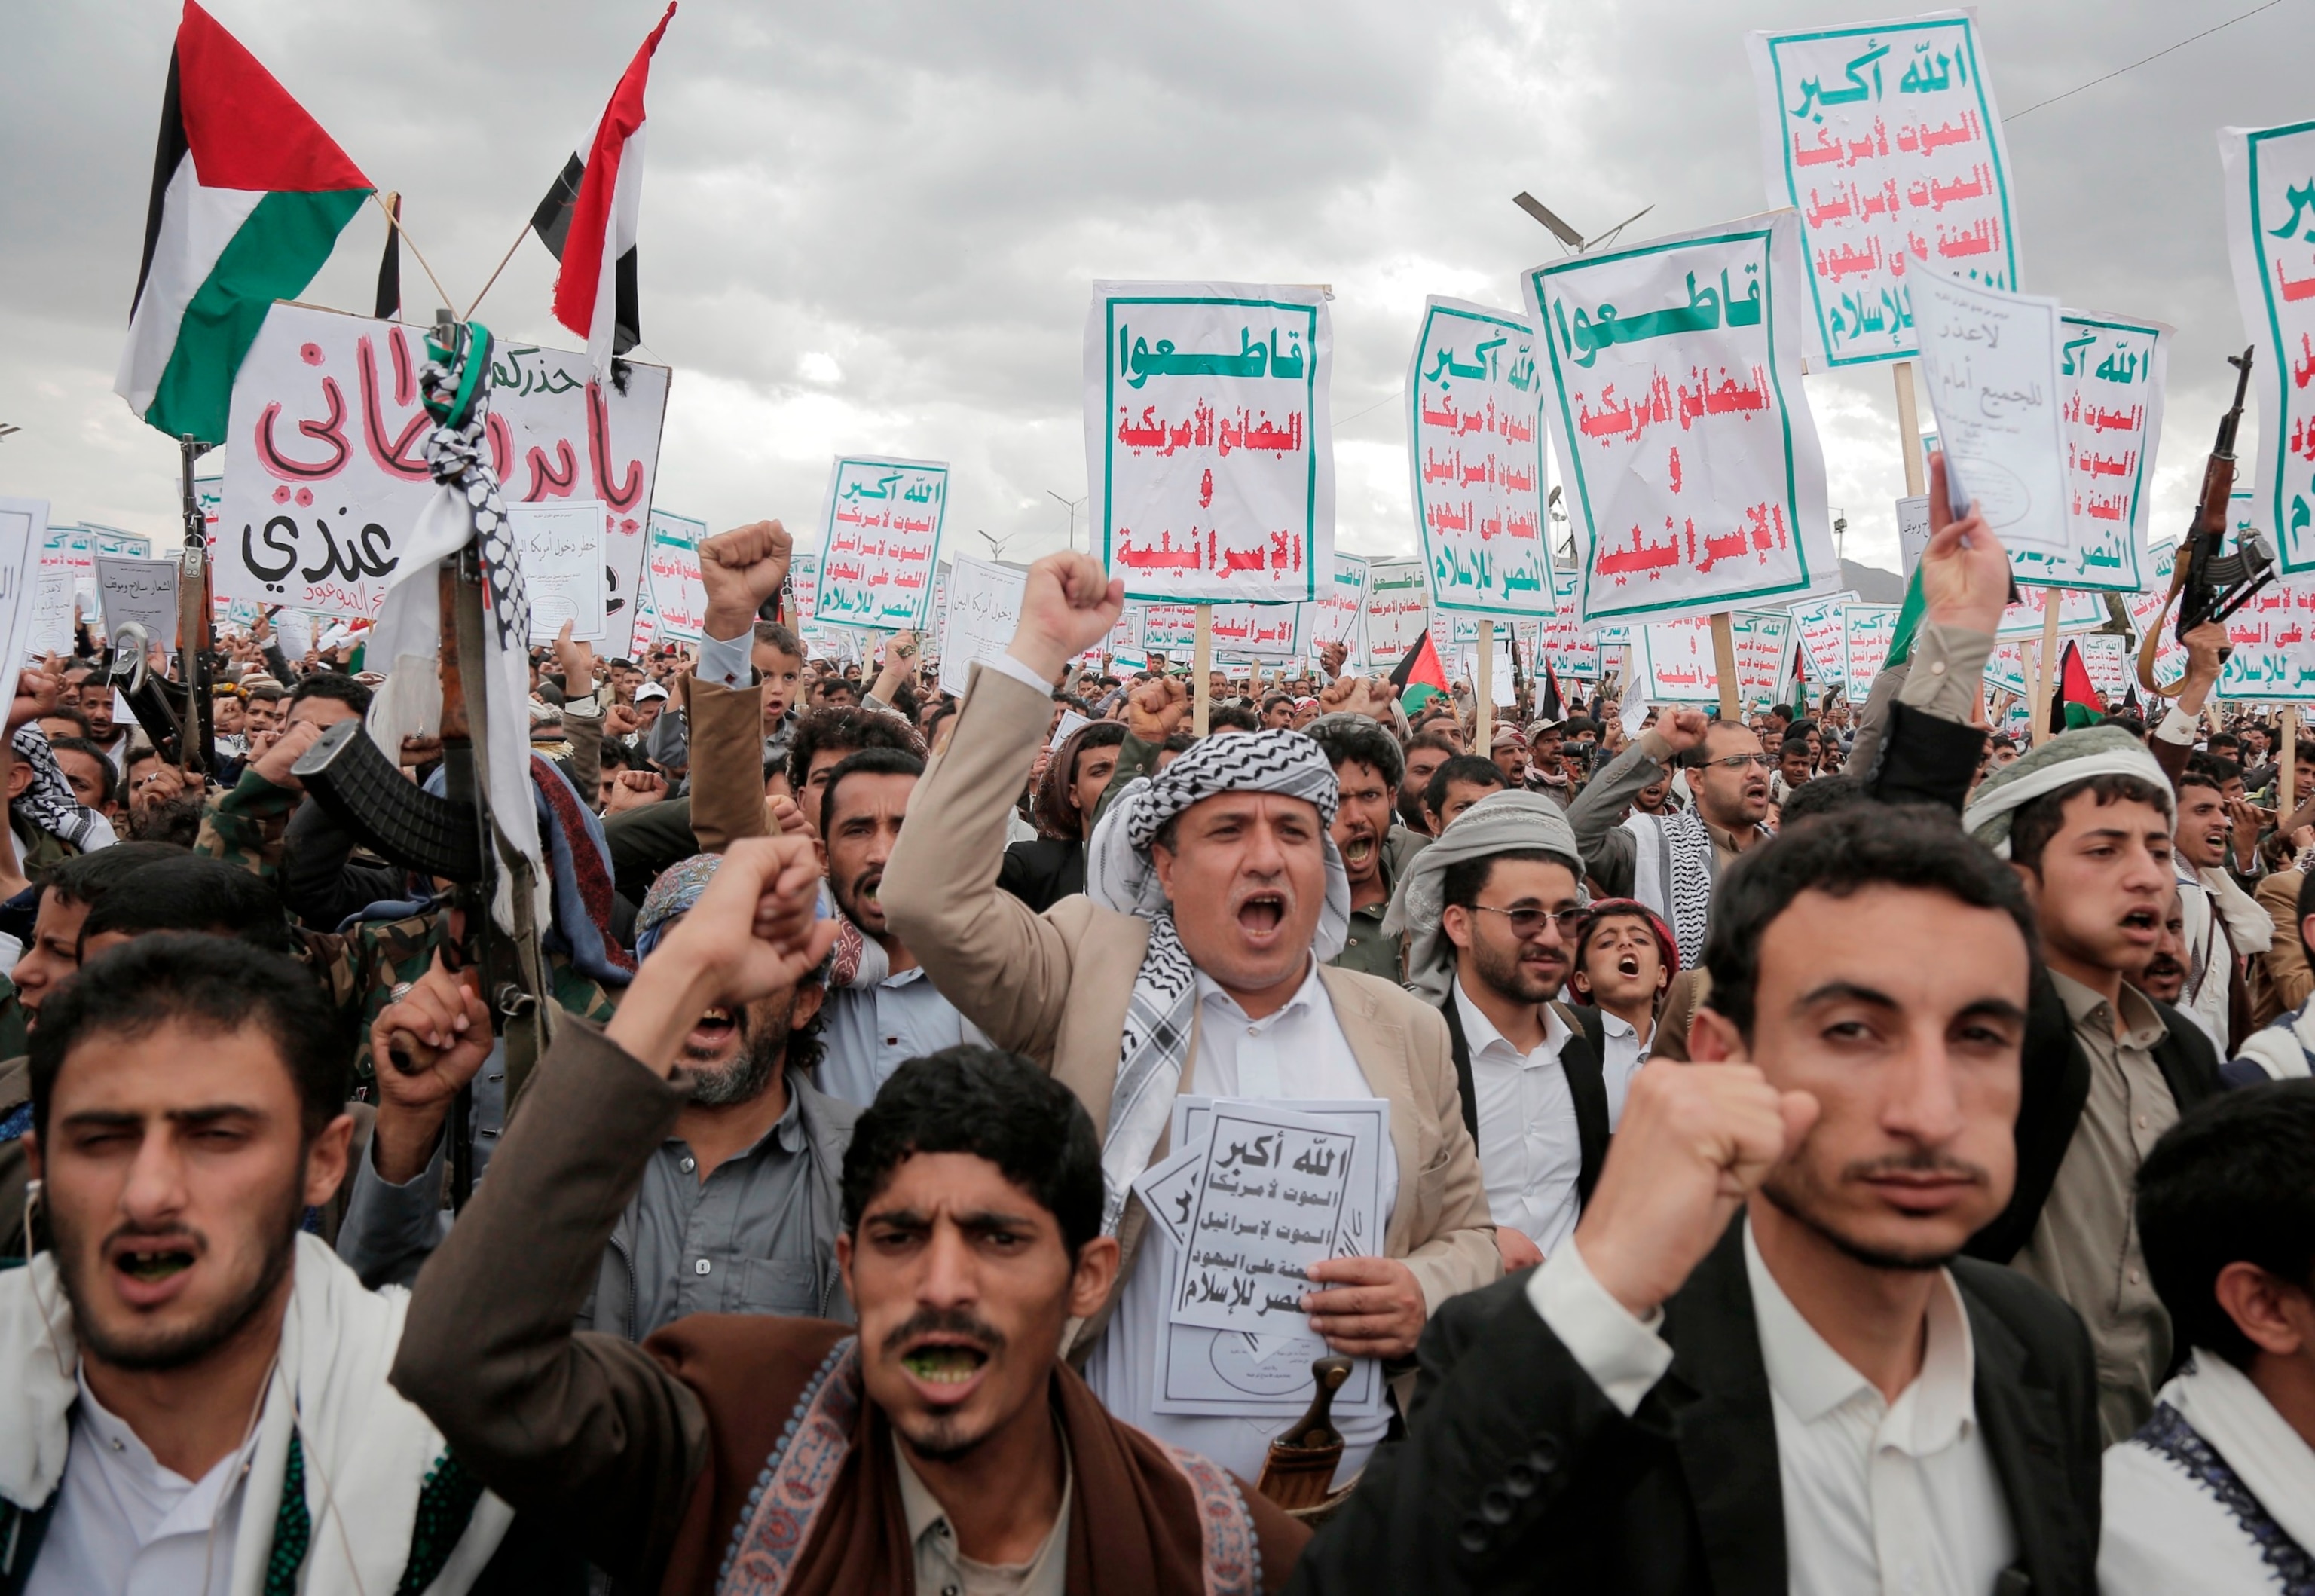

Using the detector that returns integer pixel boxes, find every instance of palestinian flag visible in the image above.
[1786,642,1809,717]
[538,2,676,376]
[2050,641,2103,732]
[1389,632,1450,713]
[114,2,372,446]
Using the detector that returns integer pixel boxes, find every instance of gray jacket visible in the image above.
[1564,727,1684,900]
[336,1067,861,1334]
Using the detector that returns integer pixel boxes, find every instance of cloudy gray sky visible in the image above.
[2,0,2303,579]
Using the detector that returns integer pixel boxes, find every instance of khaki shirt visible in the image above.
[895,1429,1072,1596]
[2012,971,2179,1444]
[1332,845,1402,982]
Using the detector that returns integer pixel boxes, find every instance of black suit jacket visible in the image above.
[998,836,1085,914]
[1439,992,1610,1210]
[1289,1220,2101,1596]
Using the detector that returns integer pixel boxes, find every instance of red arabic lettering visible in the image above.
[255,379,350,482]
[587,381,644,511]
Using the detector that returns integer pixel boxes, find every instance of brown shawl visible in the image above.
[647,1315,1309,1596]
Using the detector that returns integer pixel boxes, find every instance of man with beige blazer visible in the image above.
[885,552,1497,1481]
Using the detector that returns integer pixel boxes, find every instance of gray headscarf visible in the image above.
[1384,790,1587,1001]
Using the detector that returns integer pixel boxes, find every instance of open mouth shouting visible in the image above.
[107,1230,201,1307]
[2118,904,2161,946]
[684,1004,745,1061]
[1338,830,1375,873]
[888,1310,1005,1405]
[1616,949,1642,980]
[850,870,888,930]
[1234,888,1290,948]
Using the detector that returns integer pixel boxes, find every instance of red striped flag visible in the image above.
[547,2,676,376]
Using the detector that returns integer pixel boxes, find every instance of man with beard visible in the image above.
[1387,793,1609,1274]
[392,838,1306,1594]
[334,849,857,1331]
[1307,713,1408,980]
[2,935,512,1592]
[2133,891,2191,1007]
[2168,767,2270,1053]
[1294,807,2101,1596]
[1399,732,1457,836]
[810,747,987,1110]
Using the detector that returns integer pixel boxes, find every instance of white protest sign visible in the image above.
[2126,538,2188,688]
[1916,273,2068,567]
[95,555,182,662]
[1208,604,1304,661]
[0,500,52,668]
[1539,570,1601,680]
[219,305,668,619]
[1407,298,1551,615]
[29,569,73,659]
[1843,602,1901,688]
[1359,557,1428,666]
[508,500,608,644]
[2221,119,2315,570]
[936,557,1029,698]
[1048,710,1092,752]
[1984,640,2029,696]
[2035,312,2170,592]
[643,509,708,644]
[1087,282,1332,603]
[1637,610,1794,707]
[2076,634,2130,702]
[1996,582,2104,641]
[1528,212,1837,625]
[786,551,818,625]
[1789,588,1860,688]
[2216,494,2315,700]
[274,607,313,663]
[1139,602,1199,657]
[1747,10,2021,367]
[1897,494,1931,579]
[1311,552,1369,658]
[813,457,947,631]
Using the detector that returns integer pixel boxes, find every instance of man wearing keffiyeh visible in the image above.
[883,552,1496,1485]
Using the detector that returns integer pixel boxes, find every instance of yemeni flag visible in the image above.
[1539,656,1565,722]
[2050,641,2103,733]
[115,2,372,446]
[538,2,676,376]
[1389,632,1451,713]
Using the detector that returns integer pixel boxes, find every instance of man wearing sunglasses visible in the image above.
[1567,708,1774,971]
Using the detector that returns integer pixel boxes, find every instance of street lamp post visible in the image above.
[1047,490,1087,553]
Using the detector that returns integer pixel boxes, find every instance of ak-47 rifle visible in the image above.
[289,312,548,1209]
[2139,346,2275,695]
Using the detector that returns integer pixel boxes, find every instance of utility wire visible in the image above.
[2005,0,2286,121]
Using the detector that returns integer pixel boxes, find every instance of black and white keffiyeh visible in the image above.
[1083,729,1350,1235]
[9,724,112,852]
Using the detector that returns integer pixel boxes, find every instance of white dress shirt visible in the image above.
[28,1370,261,1596]
[1453,977,1583,1258]
[1595,1007,1652,1128]
[1082,958,1399,1483]
[816,967,987,1110]
[1528,1223,2014,1596]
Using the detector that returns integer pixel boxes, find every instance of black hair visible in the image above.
[38,705,93,739]
[31,934,347,1142]
[1160,730,1198,754]
[2008,773,2172,873]
[2174,764,2224,799]
[1677,717,1759,770]
[1562,716,1598,738]
[37,840,182,911]
[78,856,298,955]
[1703,805,2037,1040]
[2192,754,2243,787]
[2206,732,2242,754]
[1987,734,2018,751]
[1261,693,1293,714]
[2136,1081,2315,1371]
[1441,847,1561,913]
[1782,717,1819,744]
[1424,754,1508,817]
[819,746,925,836]
[47,735,124,807]
[1206,704,1261,733]
[1306,717,1404,789]
[787,705,925,792]
[288,671,372,717]
[841,1044,1103,1258]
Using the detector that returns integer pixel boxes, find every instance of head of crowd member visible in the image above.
[1964,728,2174,998]
[37,705,92,748]
[286,671,370,732]
[24,937,352,1390]
[57,661,96,709]
[1490,727,1529,784]
[120,745,205,845]
[2206,731,2242,764]
[633,853,826,1099]
[1305,714,1402,907]
[211,686,246,738]
[1399,732,1457,833]
[1680,717,1773,833]
[787,706,927,832]
[820,748,928,952]
[1632,767,1675,815]
[242,684,287,739]
[752,621,806,731]
[78,686,119,747]
[1564,716,1598,752]
[47,735,119,819]
[598,740,632,807]
[2173,767,2234,874]
[1405,795,1586,1010]
[838,1046,1118,1466]
[1570,899,1676,1020]
[1778,717,1820,790]
[1528,720,1565,771]
[1260,693,1295,730]
[1414,705,1466,753]
[12,843,183,1019]
[1693,805,2035,1270]
[2197,754,2248,807]
[75,855,300,963]
[2240,725,2271,766]
[1203,703,1260,735]
[1033,720,1126,845]
[1423,754,1509,835]
[2136,1082,2315,1414]
[812,675,860,710]
[2131,891,2188,1006]
[1985,733,2020,771]
[1154,729,1196,771]
[631,680,669,729]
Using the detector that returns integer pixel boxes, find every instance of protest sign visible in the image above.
[2222,120,2315,571]
[643,509,708,644]
[218,304,668,619]
[2036,312,2169,592]
[2076,634,2130,702]
[29,570,73,659]
[628,584,659,656]
[1538,571,1602,680]
[1984,640,2029,696]
[1638,610,1794,707]
[1359,558,1428,667]
[40,524,93,615]
[2216,575,2315,702]
[1528,212,1836,626]
[1311,553,1369,658]
[1996,582,2102,641]
[1085,282,1332,603]
[1165,1104,1360,1336]
[1139,602,1200,656]
[95,555,181,662]
[1897,495,1931,579]
[813,457,948,631]
[1789,588,1860,688]
[1747,10,2021,368]
[87,526,154,560]
[1208,604,1304,661]
[787,551,818,625]
[1843,602,1901,689]
[937,557,1029,698]
[0,500,52,668]
[507,500,609,644]
[1407,298,1550,615]
[1916,273,2068,567]
[2125,539,2188,688]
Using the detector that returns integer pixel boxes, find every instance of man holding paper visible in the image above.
[883,552,1497,1482]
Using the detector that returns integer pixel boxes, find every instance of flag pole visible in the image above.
[1893,362,1926,497]
[2285,706,2299,825]
[464,216,535,321]
[2032,592,2063,745]
[175,435,215,775]
[1192,604,1213,736]
[369,192,454,323]
[1710,610,1740,720]
[1475,619,1494,751]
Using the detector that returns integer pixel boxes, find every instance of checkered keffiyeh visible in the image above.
[1084,728,1351,1237]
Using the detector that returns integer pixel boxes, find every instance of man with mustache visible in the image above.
[882,554,1495,1484]
[1294,807,2103,1595]
[1306,713,1408,980]
[335,848,858,1335]
[392,837,1306,1594]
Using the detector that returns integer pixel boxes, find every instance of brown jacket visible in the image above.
[681,673,779,854]
[881,663,1498,1354]
[390,1022,1306,1595]
[2248,867,2311,1030]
